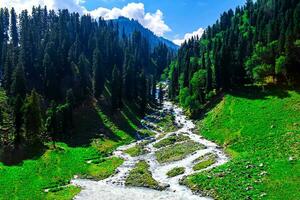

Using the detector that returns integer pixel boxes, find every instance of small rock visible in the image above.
[216,172,226,177]
[259,163,264,167]
[289,156,294,161]
[161,183,170,189]
[260,171,267,176]
[246,165,253,169]
[270,125,275,129]
[246,186,253,191]
[260,192,267,197]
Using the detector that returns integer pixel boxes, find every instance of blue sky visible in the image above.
[82,0,246,42]
[2,0,246,44]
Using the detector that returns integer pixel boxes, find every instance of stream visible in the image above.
[71,86,229,200]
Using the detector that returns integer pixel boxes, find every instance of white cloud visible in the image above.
[1,0,86,14]
[1,1,171,37]
[173,27,205,46]
[89,3,171,36]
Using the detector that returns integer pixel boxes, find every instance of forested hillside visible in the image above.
[0,7,173,156]
[168,0,300,115]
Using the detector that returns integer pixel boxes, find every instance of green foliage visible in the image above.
[245,42,278,83]
[185,88,300,199]
[125,161,162,190]
[0,99,142,199]
[23,90,43,145]
[169,0,300,113]
[166,167,185,178]
[179,87,191,109]
[192,154,216,171]
[93,49,105,98]
[275,55,287,75]
[124,145,147,157]
[153,134,189,149]
[11,63,26,98]
[155,140,205,164]
[0,144,123,200]
[252,64,273,83]
[191,70,206,90]
[44,185,81,200]
[111,65,122,110]
[156,114,177,133]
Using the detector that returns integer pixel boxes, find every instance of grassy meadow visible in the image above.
[0,96,143,200]
[183,87,300,200]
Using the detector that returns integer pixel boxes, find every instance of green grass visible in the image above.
[124,145,148,157]
[45,185,81,200]
[0,99,141,200]
[153,134,190,149]
[157,114,178,133]
[125,161,162,190]
[155,140,205,164]
[0,143,123,200]
[192,154,216,171]
[193,153,216,163]
[183,88,300,200]
[166,167,185,177]
[138,129,156,137]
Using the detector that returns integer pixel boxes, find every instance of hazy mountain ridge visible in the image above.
[111,17,179,51]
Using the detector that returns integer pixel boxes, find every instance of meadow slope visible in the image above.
[184,87,300,200]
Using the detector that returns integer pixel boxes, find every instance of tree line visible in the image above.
[0,7,173,148]
[168,0,300,116]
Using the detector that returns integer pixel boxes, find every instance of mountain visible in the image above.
[111,17,179,51]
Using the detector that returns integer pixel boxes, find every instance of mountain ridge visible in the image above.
[111,17,179,51]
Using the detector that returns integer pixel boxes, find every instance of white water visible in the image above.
[72,86,229,200]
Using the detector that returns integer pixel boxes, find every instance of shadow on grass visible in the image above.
[96,100,141,140]
[0,98,145,166]
[0,143,46,166]
[194,84,300,120]
[228,85,291,100]
[61,100,125,148]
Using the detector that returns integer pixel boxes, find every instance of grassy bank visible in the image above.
[166,167,185,177]
[155,140,205,164]
[183,88,300,200]
[0,99,142,200]
[125,161,162,190]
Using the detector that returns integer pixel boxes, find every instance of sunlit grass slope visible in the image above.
[184,87,300,200]
[0,98,142,200]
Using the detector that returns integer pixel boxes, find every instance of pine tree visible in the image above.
[139,72,147,115]
[13,95,24,145]
[23,90,43,145]
[3,48,13,92]
[78,54,93,99]
[43,53,58,100]
[10,8,18,48]
[93,49,105,98]
[11,61,26,98]
[111,65,122,110]
[45,101,58,147]
[206,57,212,93]
[158,84,164,106]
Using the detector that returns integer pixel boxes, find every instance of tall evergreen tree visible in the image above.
[23,90,43,145]
[10,8,18,48]
[11,62,26,98]
[111,65,122,110]
[93,48,105,98]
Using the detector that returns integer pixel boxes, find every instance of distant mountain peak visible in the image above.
[110,17,179,51]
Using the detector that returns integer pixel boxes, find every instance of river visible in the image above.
[71,86,228,200]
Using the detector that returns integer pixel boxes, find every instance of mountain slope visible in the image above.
[183,87,300,199]
[111,17,178,51]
